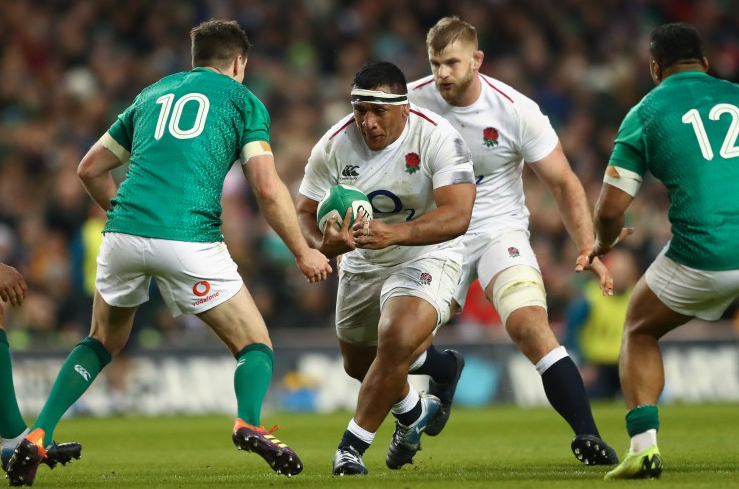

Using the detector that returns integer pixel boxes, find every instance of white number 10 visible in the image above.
[682,103,739,160]
[154,93,210,140]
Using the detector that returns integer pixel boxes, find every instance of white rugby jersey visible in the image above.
[408,74,559,233]
[299,104,474,272]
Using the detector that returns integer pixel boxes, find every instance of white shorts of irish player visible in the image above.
[335,253,462,346]
[646,244,739,320]
[454,228,542,307]
[96,232,243,316]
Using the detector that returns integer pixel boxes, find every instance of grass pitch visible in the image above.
[20,402,738,488]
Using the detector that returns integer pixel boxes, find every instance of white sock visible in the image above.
[391,385,420,414]
[408,351,427,372]
[629,429,658,454]
[1,428,29,449]
[535,345,568,375]
[347,419,375,445]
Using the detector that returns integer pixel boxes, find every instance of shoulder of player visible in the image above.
[408,104,449,128]
[324,113,356,143]
[478,73,537,107]
[407,75,435,94]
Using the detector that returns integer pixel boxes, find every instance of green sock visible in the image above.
[0,329,28,439]
[33,337,111,445]
[625,404,660,437]
[234,343,274,426]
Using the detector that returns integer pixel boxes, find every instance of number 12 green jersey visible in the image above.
[104,67,270,242]
[609,71,739,270]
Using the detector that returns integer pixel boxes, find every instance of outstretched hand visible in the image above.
[587,227,635,263]
[575,253,614,296]
[0,264,27,307]
[295,248,332,283]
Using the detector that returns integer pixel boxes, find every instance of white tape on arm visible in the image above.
[603,165,642,197]
[240,141,273,164]
[99,133,130,163]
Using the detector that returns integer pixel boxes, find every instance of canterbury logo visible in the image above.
[75,364,91,381]
[341,165,359,177]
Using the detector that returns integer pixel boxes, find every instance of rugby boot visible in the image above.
[332,445,368,475]
[386,394,441,469]
[6,429,46,486]
[604,446,662,480]
[232,419,303,477]
[571,434,620,465]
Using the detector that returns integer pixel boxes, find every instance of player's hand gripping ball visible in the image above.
[317,184,373,233]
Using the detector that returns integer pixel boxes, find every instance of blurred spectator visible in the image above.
[0,0,738,348]
[563,249,640,400]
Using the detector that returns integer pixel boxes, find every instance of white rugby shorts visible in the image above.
[454,228,541,307]
[96,232,243,316]
[646,245,739,320]
[335,253,462,346]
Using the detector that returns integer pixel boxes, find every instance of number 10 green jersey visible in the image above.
[104,67,270,242]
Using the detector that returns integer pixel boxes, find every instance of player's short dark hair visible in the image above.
[426,16,478,55]
[650,23,704,69]
[190,19,250,68]
[352,61,408,94]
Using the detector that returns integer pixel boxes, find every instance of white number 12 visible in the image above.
[682,103,739,160]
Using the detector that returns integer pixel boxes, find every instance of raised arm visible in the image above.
[77,138,124,211]
[243,155,331,283]
[529,142,614,294]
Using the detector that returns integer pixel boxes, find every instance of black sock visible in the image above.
[339,429,370,455]
[392,399,422,426]
[541,356,600,437]
[410,345,456,382]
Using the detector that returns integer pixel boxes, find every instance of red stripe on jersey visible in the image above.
[410,109,438,126]
[481,76,514,103]
[329,118,355,140]
[411,78,435,90]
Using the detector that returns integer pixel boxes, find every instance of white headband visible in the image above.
[351,88,409,105]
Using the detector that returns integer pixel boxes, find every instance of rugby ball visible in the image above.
[316,184,372,233]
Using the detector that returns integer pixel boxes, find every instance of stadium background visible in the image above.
[0,0,738,415]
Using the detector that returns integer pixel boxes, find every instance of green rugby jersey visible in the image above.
[104,67,270,242]
[609,71,739,270]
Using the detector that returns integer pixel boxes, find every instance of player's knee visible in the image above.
[493,265,548,328]
[343,363,366,381]
[342,355,372,381]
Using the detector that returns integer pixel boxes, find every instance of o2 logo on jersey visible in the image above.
[367,189,416,221]
[192,281,211,297]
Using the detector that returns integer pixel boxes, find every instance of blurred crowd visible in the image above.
[1,0,738,350]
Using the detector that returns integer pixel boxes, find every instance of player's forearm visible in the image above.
[256,183,312,259]
[297,211,324,250]
[593,212,625,255]
[80,174,116,211]
[552,178,594,253]
[392,206,470,246]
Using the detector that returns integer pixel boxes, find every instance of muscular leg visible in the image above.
[620,277,691,409]
[338,341,376,382]
[198,286,274,425]
[34,292,135,445]
[502,305,559,363]
[0,326,28,443]
[353,295,438,432]
[604,277,691,480]
[484,273,604,443]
